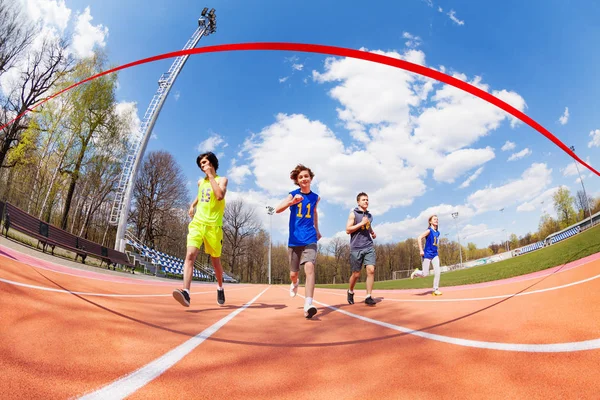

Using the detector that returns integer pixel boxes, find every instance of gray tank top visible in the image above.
[350,207,373,250]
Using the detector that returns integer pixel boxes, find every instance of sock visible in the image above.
[217,286,223,291]
[305,297,313,306]
[348,290,354,294]
[365,294,371,298]
[183,289,189,295]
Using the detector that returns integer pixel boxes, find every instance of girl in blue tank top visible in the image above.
[411,215,443,296]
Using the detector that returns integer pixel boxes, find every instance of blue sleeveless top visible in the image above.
[288,189,319,247]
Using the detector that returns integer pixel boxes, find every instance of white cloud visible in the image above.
[438,6,443,12]
[370,203,475,244]
[561,157,591,177]
[279,76,289,83]
[459,167,484,189]
[507,148,532,161]
[422,0,433,7]
[114,101,141,143]
[197,134,226,152]
[402,32,422,49]
[461,224,502,242]
[151,134,158,140]
[467,163,553,214]
[588,129,600,148]
[227,160,252,185]
[23,0,71,32]
[240,113,426,214]
[71,7,108,59]
[516,186,563,213]
[292,63,304,71]
[501,140,516,151]
[174,91,180,101]
[433,147,495,183]
[558,107,569,125]
[447,10,465,26]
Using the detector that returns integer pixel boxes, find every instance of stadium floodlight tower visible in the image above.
[110,8,217,252]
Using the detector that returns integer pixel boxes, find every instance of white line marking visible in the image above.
[0,277,247,297]
[318,272,600,303]
[77,287,269,400]
[286,289,600,352]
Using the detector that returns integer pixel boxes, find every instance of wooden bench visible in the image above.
[2,202,134,272]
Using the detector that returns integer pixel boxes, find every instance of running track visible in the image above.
[1,244,599,399]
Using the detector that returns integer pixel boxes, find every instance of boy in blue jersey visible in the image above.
[275,164,322,319]
[411,215,443,296]
[345,192,377,306]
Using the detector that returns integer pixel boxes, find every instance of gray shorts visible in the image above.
[288,243,318,272]
[350,247,376,272]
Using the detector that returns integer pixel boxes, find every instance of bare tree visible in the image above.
[222,198,261,278]
[575,190,593,218]
[0,0,36,77]
[0,36,71,170]
[131,150,190,247]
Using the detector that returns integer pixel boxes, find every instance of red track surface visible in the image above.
[1,245,599,399]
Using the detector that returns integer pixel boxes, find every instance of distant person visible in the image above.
[345,192,376,306]
[173,151,228,307]
[275,164,322,319]
[411,215,442,296]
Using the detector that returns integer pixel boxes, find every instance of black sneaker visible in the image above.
[173,289,190,307]
[347,290,355,305]
[365,296,376,306]
[217,288,225,305]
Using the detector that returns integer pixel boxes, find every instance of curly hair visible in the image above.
[290,164,314,186]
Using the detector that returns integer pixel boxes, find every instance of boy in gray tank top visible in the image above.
[345,192,377,306]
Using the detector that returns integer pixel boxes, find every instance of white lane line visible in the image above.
[286,289,600,352]
[318,272,600,303]
[0,277,248,297]
[77,287,269,400]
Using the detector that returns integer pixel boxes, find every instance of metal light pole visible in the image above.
[499,208,509,251]
[570,145,594,223]
[266,206,274,285]
[451,212,463,268]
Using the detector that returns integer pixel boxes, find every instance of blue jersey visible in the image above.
[288,189,319,247]
[424,227,440,259]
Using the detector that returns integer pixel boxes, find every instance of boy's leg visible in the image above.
[364,247,376,302]
[348,249,363,304]
[173,246,200,307]
[422,258,431,276]
[301,244,318,318]
[204,226,225,304]
[288,247,302,297]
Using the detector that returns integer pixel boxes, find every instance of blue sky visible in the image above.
[16,0,600,250]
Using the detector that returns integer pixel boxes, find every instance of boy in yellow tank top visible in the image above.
[173,151,228,307]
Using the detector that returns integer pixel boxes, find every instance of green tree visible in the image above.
[553,187,577,228]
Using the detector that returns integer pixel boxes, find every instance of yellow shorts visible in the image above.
[186,220,223,257]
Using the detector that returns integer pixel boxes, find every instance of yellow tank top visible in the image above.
[193,176,225,226]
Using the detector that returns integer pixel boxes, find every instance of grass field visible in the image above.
[316,223,600,290]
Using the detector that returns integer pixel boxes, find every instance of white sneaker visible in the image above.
[304,303,317,319]
[432,289,442,296]
[290,280,299,297]
[410,269,421,279]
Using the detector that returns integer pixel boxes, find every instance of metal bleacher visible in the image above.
[124,233,237,283]
[548,226,580,245]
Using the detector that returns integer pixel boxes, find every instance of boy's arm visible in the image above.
[314,197,321,240]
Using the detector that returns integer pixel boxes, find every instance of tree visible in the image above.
[0,36,71,170]
[575,190,593,219]
[553,187,577,228]
[509,233,519,250]
[538,212,560,240]
[131,150,190,247]
[222,198,262,278]
[0,0,36,77]
[59,53,120,229]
